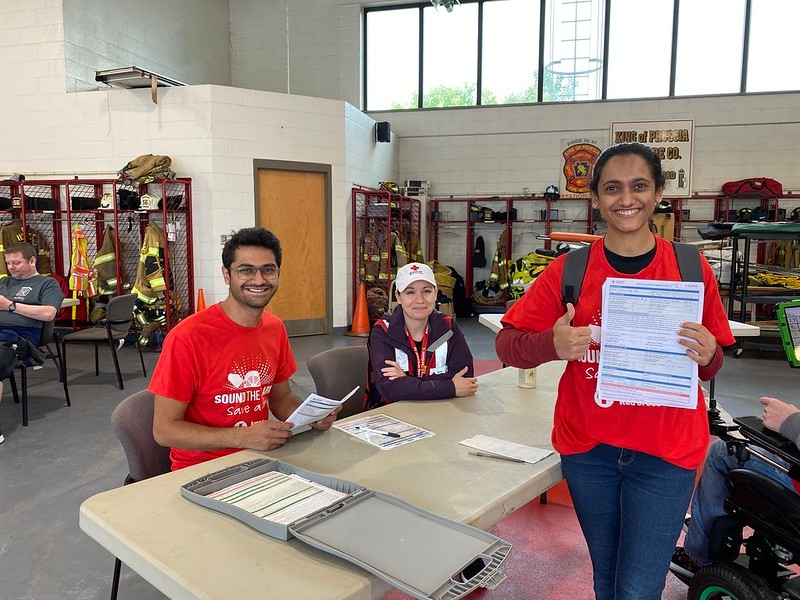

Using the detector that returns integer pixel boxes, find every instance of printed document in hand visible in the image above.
[460,434,553,464]
[597,278,704,409]
[287,386,359,434]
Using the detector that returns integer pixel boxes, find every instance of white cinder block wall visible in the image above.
[0,1,396,329]
[63,0,233,92]
[229,0,363,108]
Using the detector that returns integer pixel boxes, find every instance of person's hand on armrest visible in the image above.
[760,397,800,436]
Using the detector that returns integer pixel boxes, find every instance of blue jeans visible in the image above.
[684,438,794,564]
[561,444,696,600]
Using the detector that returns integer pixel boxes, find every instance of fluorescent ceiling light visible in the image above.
[95,66,185,103]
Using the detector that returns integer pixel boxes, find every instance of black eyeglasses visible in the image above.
[232,265,280,280]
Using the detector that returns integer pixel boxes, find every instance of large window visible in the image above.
[747,0,800,93]
[365,7,420,110]
[542,0,604,101]
[674,0,746,96]
[606,0,673,99]
[364,0,800,111]
[481,0,540,105]
[422,3,479,107]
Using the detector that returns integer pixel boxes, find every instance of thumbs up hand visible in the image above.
[553,303,592,361]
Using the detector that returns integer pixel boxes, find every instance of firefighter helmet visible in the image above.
[544,185,560,202]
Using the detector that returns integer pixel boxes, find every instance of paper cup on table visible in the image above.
[517,368,537,388]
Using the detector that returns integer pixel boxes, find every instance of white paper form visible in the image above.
[334,414,434,449]
[287,386,359,434]
[459,434,553,464]
[597,278,704,409]
[207,471,347,524]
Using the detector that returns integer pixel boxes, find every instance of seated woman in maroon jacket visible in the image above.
[365,262,478,409]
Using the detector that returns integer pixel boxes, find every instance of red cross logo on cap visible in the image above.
[410,264,420,272]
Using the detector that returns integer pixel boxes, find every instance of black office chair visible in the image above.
[8,319,70,426]
[109,390,172,600]
[59,293,146,401]
[307,346,368,419]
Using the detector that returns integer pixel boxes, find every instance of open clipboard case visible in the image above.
[181,458,511,600]
[776,299,800,368]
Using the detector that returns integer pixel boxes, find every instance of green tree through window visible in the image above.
[391,71,577,109]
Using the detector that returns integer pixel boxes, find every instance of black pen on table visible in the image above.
[469,451,525,464]
[355,426,401,438]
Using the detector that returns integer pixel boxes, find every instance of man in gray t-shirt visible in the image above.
[0,242,64,444]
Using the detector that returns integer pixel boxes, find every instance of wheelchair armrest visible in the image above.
[733,415,800,476]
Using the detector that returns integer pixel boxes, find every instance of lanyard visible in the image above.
[405,325,430,376]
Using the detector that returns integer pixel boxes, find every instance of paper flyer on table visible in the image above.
[287,386,359,434]
[596,277,703,409]
[459,434,553,464]
[334,413,434,449]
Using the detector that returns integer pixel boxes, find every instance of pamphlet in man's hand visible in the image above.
[287,386,360,434]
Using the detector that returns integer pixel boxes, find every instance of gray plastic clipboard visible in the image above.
[181,458,511,600]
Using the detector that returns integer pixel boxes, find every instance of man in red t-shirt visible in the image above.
[150,227,339,470]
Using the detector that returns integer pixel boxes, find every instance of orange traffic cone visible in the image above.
[197,288,206,311]
[346,283,370,337]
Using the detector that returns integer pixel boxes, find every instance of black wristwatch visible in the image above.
[8,302,16,313]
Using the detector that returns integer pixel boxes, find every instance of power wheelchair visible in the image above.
[670,411,800,599]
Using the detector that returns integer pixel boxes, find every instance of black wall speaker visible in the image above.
[375,121,391,143]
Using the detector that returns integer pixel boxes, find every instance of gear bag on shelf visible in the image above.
[721,177,783,198]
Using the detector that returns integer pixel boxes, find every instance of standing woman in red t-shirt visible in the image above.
[496,142,734,599]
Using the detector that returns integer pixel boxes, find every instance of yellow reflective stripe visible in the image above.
[132,288,157,303]
[94,253,115,265]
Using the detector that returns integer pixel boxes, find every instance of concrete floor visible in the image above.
[0,317,796,600]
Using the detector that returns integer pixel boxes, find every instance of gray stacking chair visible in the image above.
[58,293,146,401]
[8,318,69,426]
[108,390,172,600]
[307,345,368,419]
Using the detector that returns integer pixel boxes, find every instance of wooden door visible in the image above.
[256,168,327,336]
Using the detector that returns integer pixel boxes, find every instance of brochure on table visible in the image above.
[334,414,435,449]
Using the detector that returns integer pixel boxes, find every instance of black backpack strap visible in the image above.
[561,245,591,307]
[672,242,702,283]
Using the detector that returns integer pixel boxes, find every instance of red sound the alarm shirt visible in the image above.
[149,303,297,470]
[498,237,735,470]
